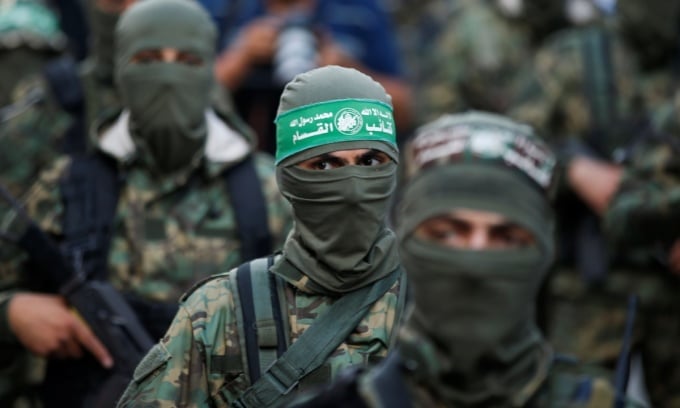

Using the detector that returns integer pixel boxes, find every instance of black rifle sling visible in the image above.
[60,152,122,283]
[234,265,402,408]
[43,56,87,154]
[224,155,272,263]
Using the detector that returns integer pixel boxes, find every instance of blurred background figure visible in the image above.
[1,0,133,200]
[0,0,69,200]
[1,0,292,406]
[509,0,680,406]
[395,0,573,126]
[213,0,413,153]
[0,0,66,107]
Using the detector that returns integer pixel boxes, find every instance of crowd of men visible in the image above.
[0,0,677,407]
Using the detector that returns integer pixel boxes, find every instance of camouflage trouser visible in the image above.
[545,267,680,408]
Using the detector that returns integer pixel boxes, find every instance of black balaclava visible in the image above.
[397,111,558,406]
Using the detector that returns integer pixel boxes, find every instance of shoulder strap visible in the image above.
[235,255,282,383]
[43,55,84,114]
[223,155,272,263]
[60,152,122,282]
[43,55,87,154]
[234,267,402,408]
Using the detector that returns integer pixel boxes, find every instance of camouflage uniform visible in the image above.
[0,2,68,406]
[288,111,643,408]
[0,105,293,406]
[116,254,404,407]
[411,0,568,126]
[117,59,407,407]
[3,105,292,311]
[602,127,680,407]
[288,332,642,408]
[508,17,680,408]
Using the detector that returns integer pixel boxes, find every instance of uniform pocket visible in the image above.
[132,343,172,383]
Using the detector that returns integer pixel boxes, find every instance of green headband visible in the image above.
[274,99,397,164]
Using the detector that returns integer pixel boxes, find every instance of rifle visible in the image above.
[613,294,638,408]
[0,181,154,407]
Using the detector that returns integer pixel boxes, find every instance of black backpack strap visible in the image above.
[59,152,122,283]
[224,155,272,263]
[233,267,402,408]
[43,55,87,154]
[43,55,84,114]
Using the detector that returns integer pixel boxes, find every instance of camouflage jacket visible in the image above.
[604,140,679,251]
[0,108,292,342]
[289,345,644,408]
[116,254,406,407]
[416,0,536,123]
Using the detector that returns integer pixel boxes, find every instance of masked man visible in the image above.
[287,112,643,407]
[0,0,292,406]
[117,65,408,408]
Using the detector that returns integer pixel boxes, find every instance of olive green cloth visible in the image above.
[114,0,216,174]
[272,65,400,295]
[395,112,557,405]
[275,66,399,164]
[275,162,399,295]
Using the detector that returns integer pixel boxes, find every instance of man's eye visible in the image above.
[178,53,203,66]
[131,51,160,64]
[357,152,388,166]
[491,229,534,248]
[312,160,334,170]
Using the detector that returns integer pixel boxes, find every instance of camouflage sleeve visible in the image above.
[507,32,571,142]
[254,153,293,251]
[117,273,242,407]
[1,76,71,196]
[116,305,207,407]
[604,148,680,249]
[0,156,70,343]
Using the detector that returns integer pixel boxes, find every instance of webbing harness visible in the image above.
[226,256,402,408]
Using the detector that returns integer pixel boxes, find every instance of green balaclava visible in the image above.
[114,0,216,174]
[617,0,680,69]
[397,111,557,405]
[272,65,400,295]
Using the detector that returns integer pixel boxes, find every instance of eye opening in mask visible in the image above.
[130,48,204,66]
[294,148,392,170]
[413,209,536,251]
